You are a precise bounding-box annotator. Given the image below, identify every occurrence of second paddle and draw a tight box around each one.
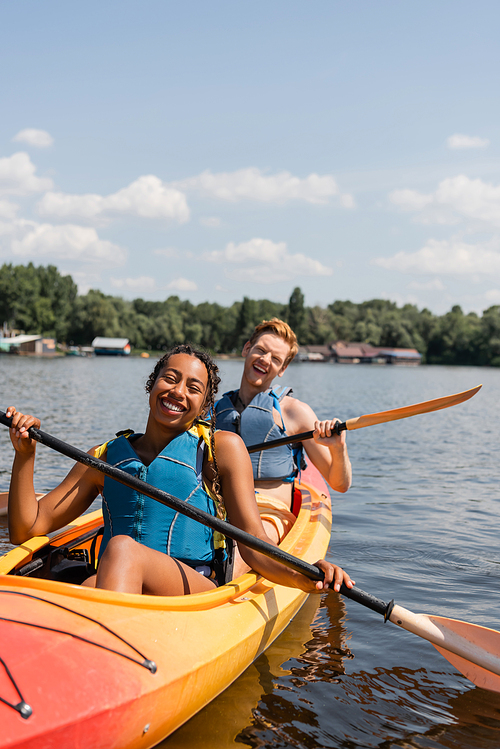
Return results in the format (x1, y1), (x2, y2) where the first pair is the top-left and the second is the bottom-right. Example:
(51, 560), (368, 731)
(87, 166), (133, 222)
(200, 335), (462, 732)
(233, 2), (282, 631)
(247, 384), (481, 453)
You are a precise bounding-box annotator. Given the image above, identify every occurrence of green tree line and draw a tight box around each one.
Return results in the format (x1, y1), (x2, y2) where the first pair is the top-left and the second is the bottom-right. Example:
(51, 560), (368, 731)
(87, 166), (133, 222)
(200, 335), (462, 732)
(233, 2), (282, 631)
(1, 263), (500, 366)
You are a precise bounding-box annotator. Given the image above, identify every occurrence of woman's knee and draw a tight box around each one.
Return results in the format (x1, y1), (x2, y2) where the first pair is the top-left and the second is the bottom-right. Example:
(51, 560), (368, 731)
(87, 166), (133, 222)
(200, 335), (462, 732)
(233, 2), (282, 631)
(101, 535), (139, 564)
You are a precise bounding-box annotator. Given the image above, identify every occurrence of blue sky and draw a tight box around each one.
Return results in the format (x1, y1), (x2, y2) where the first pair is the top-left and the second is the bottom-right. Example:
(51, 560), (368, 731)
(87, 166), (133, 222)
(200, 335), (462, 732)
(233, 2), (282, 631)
(1, 1), (499, 314)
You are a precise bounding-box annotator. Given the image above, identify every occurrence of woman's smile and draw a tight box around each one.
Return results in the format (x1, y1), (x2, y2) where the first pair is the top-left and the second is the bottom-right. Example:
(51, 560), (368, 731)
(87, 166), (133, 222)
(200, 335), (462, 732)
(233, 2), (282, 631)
(150, 353), (209, 426)
(160, 397), (186, 414)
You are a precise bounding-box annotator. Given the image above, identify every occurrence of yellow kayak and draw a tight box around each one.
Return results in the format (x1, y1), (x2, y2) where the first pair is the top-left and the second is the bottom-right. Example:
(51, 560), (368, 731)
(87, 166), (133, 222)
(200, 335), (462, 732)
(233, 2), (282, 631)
(0, 463), (331, 749)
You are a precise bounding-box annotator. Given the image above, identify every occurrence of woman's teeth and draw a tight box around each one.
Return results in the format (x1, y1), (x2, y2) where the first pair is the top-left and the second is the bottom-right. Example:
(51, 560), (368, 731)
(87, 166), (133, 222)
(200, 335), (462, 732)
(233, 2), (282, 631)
(162, 399), (184, 412)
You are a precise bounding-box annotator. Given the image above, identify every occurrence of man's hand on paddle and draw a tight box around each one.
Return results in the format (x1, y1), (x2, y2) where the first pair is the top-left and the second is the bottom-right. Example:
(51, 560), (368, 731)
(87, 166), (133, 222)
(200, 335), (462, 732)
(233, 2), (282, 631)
(312, 419), (345, 447)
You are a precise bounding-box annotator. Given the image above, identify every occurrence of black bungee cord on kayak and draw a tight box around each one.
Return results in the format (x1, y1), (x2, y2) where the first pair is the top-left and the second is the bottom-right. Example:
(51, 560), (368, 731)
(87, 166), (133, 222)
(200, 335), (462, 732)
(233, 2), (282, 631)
(0, 655), (32, 719)
(0, 590), (157, 673)
(0, 590), (157, 719)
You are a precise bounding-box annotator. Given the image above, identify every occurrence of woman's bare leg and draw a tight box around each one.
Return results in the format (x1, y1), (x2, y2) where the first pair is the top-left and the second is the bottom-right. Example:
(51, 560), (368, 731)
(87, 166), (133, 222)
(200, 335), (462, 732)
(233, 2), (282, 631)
(96, 535), (216, 595)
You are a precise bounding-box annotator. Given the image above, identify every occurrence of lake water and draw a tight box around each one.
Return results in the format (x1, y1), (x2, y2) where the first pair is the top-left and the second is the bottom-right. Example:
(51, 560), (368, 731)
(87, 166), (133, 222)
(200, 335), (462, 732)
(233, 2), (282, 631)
(1, 355), (499, 748)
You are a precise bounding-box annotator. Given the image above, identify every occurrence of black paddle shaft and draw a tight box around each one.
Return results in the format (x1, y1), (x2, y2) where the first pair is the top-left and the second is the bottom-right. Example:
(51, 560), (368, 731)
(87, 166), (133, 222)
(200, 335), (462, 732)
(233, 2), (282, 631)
(0, 410), (392, 619)
(247, 420), (347, 454)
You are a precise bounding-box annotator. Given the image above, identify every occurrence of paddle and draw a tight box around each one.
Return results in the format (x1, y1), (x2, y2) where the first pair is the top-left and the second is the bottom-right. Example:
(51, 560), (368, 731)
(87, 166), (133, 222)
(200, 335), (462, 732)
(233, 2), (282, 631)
(1, 409), (500, 694)
(247, 385), (482, 453)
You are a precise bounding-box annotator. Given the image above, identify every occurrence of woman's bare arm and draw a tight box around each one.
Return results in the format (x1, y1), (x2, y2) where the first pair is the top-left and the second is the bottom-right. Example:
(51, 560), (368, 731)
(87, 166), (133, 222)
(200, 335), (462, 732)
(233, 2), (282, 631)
(212, 430), (354, 593)
(7, 407), (104, 544)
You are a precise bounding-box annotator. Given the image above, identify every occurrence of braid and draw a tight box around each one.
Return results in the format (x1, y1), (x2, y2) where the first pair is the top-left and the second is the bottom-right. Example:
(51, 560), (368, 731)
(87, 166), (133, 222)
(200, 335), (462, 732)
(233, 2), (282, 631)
(145, 344), (225, 518)
(204, 365), (224, 519)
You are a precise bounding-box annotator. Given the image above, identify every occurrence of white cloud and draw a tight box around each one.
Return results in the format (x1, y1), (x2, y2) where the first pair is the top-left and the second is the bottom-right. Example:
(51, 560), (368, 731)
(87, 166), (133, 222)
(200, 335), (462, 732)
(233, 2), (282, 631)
(0, 217), (32, 240)
(389, 188), (433, 212)
(447, 134), (490, 150)
(200, 216), (222, 227)
(111, 276), (158, 293)
(339, 193), (355, 208)
(167, 277), (198, 291)
(374, 237), (500, 277)
(408, 278), (446, 291)
(0, 200), (19, 219)
(12, 128), (54, 148)
(0, 218), (126, 266)
(204, 237), (333, 284)
(37, 175), (190, 223)
(434, 176), (500, 225)
(110, 274), (198, 293)
(0, 152), (53, 196)
(390, 175), (500, 228)
(175, 167), (354, 206)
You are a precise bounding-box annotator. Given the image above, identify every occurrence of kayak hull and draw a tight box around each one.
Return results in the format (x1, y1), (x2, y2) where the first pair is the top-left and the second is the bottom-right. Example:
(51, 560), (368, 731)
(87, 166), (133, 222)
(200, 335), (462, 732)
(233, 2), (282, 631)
(0, 463), (332, 749)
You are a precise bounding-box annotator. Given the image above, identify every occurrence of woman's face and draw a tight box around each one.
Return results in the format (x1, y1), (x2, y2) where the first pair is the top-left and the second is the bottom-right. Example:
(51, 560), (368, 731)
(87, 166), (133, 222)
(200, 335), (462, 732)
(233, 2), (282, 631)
(149, 353), (209, 430)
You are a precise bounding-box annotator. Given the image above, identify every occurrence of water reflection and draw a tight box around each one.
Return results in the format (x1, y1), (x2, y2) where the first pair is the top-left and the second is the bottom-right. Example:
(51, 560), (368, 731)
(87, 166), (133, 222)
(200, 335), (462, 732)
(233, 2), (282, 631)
(162, 593), (350, 749)
(241, 656), (500, 749)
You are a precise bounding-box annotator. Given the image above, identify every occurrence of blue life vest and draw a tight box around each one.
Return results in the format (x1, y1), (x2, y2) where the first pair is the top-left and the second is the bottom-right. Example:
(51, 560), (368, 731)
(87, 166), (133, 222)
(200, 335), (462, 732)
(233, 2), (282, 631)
(99, 425), (220, 567)
(214, 386), (303, 482)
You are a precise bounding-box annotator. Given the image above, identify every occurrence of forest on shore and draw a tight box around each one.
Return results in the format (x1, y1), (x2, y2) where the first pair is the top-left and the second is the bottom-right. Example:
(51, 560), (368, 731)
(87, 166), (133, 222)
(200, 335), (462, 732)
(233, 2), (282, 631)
(1, 263), (500, 366)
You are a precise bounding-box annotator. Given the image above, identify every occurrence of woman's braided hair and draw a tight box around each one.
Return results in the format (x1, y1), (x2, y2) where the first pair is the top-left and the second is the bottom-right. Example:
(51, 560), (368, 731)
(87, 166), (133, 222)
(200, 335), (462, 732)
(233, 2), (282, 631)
(145, 344), (224, 517)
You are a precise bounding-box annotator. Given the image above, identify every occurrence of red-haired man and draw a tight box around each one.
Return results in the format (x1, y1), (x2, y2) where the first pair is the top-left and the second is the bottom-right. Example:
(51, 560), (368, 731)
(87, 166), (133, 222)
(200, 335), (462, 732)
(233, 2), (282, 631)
(215, 319), (351, 566)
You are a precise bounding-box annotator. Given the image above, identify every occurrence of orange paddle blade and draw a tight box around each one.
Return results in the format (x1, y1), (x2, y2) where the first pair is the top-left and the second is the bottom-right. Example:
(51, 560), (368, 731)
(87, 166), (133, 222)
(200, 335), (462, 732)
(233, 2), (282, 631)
(433, 645), (500, 693)
(390, 605), (500, 693)
(431, 614), (500, 692)
(345, 385), (481, 431)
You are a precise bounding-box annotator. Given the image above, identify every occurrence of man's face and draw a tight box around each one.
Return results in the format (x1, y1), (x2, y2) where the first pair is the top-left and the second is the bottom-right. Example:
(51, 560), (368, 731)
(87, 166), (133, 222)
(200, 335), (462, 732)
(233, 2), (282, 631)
(241, 333), (291, 390)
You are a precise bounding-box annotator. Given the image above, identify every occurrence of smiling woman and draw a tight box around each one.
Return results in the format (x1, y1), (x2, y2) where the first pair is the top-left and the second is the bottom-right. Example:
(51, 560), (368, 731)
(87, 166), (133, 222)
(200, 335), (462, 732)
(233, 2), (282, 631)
(6, 344), (352, 598)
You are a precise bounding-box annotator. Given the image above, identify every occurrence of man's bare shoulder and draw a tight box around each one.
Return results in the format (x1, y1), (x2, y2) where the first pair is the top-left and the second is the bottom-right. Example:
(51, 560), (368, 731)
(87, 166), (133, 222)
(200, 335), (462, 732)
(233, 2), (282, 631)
(281, 395), (317, 432)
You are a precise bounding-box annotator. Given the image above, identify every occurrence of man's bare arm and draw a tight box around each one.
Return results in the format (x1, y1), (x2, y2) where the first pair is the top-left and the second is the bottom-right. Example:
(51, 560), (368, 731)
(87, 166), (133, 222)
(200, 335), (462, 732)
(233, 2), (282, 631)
(281, 397), (352, 493)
